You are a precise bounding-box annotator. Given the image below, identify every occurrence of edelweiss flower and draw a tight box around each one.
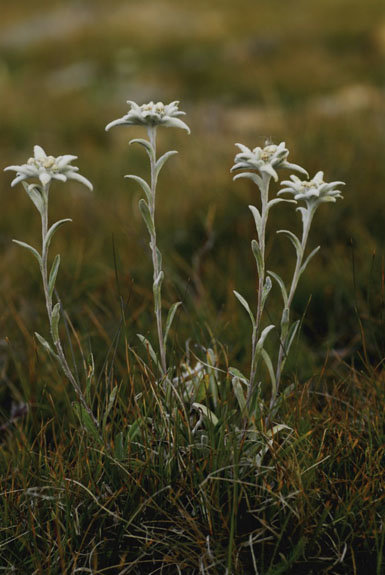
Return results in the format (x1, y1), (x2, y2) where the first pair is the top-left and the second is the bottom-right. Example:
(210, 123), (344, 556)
(231, 141), (307, 182)
(4, 145), (93, 190)
(279, 171), (344, 207)
(105, 100), (190, 133)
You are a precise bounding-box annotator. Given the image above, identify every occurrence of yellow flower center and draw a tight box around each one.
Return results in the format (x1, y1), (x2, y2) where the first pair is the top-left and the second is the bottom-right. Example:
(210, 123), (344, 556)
(28, 155), (58, 171)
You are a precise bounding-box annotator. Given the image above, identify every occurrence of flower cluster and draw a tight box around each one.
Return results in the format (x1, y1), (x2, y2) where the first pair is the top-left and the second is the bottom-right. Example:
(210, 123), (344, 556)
(105, 100), (190, 133)
(231, 141), (307, 182)
(4, 145), (93, 190)
(279, 171), (344, 207)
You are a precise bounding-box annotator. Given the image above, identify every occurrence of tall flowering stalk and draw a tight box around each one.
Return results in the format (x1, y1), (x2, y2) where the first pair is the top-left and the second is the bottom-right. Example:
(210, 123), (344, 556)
(270, 171), (344, 410)
(231, 142), (306, 412)
(106, 101), (190, 376)
(4, 146), (98, 428)
(231, 144), (344, 420)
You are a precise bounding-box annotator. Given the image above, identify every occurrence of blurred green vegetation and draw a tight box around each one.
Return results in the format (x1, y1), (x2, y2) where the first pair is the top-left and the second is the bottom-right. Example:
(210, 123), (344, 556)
(1, 0), (385, 402)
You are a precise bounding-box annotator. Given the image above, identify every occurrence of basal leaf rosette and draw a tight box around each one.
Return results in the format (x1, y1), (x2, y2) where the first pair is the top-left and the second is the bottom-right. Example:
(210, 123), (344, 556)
(4, 145), (93, 190)
(105, 100), (190, 134)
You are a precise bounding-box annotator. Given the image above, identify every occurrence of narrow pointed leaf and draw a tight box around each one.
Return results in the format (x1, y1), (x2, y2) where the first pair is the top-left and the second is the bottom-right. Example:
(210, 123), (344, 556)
(268, 270), (288, 307)
(164, 301), (182, 346)
(282, 320), (300, 363)
(233, 171), (263, 189)
(277, 229), (302, 259)
(34, 332), (58, 359)
(48, 254), (60, 300)
(22, 182), (44, 214)
(232, 377), (247, 413)
(261, 349), (277, 399)
(192, 403), (219, 426)
(103, 385), (118, 428)
(267, 198), (296, 209)
(12, 240), (42, 267)
(281, 306), (290, 329)
(233, 290), (255, 328)
(51, 302), (61, 343)
(156, 247), (162, 271)
(72, 402), (101, 443)
(125, 175), (152, 204)
(255, 324), (275, 355)
(261, 276), (272, 309)
(137, 334), (161, 371)
(296, 206), (308, 227)
(153, 271), (164, 310)
(300, 246), (321, 276)
(249, 205), (262, 238)
(155, 150), (178, 178)
(138, 199), (155, 237)
(229, 366), (249, 385)
(129, 138), (155, 160)
(127, 420), (141, 441)
(251, 239), (264, 278)
(44, 219), (72, 252)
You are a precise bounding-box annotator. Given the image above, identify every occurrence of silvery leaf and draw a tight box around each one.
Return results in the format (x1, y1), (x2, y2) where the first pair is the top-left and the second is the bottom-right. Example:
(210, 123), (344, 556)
(233, 172), (263, 190)
(232, 377), (247, 413)
(251, 239), (264, 278)
(12, 240), (42, 267)
(228, 366), (249, 385)
(103, 385), (118, 428)
(125, 175), (152, 204)
(155, 150), (178, 178)
(233, 290), (255, 328)
(129, 138), (155, 160)
(51, 302), (61, 343)
(48, 254), (60, 300)
(268, 270), (288, 307)
(284, 320), (300, 359)
(300, 246), (320, 276)
(164, 301), (182, 346)
(72, 402), (101, 442)
(267, 198), (296, 210)
(137, 333), (161, 372)
(22, 182), (44, 214)
(277, 229), (302, 259)
(153, 271), (164, 308)
(138, 199), (155, 237)
(34, 332), (58, 359)
(255, 324), (275, 355)
(156, 247), (162, 271)
(44, 219), (72, 252)
(192, 403), (219, 426)
(249, 205), (262, 239)
(261, 349), (276, 399)
(261, 276), (272, 309)
(281, 307), (290, 329)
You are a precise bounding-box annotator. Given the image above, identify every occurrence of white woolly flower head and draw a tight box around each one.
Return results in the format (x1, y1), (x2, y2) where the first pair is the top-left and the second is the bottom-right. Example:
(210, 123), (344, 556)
(231, 141), (308, 182)
(105, 100), (190, 133)
(4, 145), (93, 190)
(279, 171), (344, 208)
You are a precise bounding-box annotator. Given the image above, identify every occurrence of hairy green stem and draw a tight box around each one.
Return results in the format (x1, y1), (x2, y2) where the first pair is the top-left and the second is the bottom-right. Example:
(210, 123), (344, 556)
(247, 173), (270, 408)
(40, 185), (99, 428)
(271, 207), (315, 410)
(148, 127), (167, 375)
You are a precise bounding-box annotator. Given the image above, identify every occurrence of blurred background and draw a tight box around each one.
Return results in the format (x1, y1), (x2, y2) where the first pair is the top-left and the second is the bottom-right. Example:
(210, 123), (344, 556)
(1, 0), (385, 395)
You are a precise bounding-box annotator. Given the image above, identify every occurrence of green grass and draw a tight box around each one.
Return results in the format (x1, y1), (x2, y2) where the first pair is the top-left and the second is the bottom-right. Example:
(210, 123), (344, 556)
(1, 0), (385, 573)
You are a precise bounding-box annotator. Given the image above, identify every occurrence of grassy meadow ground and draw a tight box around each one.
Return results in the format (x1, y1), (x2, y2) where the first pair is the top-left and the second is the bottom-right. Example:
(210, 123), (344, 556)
(1, 0), (385, 573)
